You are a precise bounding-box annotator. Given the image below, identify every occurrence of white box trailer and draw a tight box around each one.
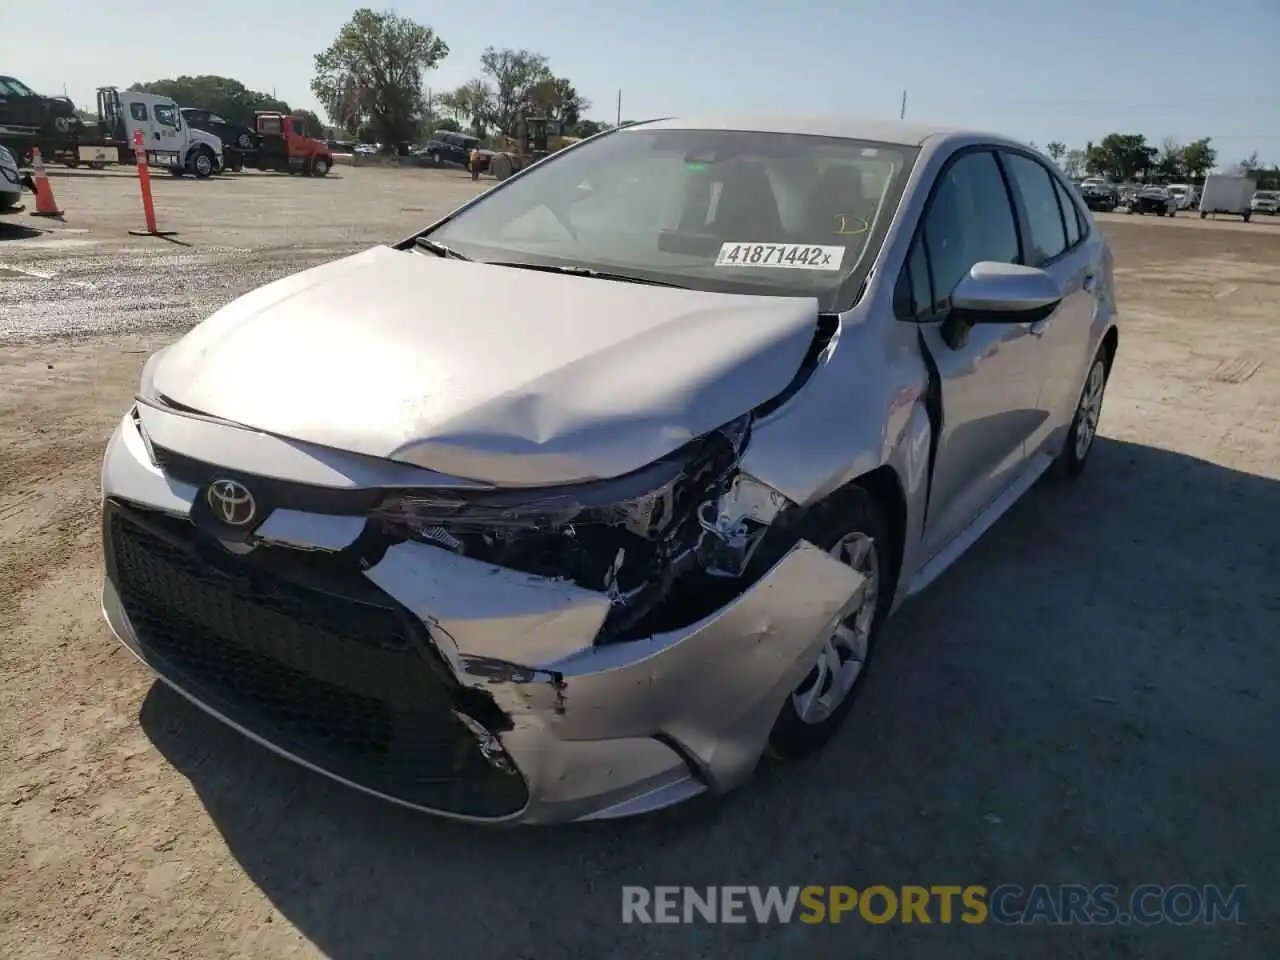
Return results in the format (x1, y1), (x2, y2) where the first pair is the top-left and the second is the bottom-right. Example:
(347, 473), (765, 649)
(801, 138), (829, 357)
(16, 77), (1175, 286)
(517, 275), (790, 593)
(1198, 175), (1255, 222)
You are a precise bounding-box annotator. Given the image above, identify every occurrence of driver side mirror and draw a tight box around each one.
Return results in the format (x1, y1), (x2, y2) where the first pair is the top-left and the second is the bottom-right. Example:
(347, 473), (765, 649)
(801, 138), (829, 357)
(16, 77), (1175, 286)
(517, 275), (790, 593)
(949, 261), (1063, 324)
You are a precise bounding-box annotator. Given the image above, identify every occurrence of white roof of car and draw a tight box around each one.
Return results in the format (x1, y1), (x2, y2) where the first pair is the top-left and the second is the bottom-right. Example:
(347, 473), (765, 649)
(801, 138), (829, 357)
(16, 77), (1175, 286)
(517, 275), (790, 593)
(629, 114), (975, 147)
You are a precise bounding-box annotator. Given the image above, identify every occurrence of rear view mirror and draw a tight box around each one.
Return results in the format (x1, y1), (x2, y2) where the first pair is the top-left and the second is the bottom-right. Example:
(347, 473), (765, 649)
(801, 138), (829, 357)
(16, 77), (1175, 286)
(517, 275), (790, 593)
(950, 261), (1063, 323)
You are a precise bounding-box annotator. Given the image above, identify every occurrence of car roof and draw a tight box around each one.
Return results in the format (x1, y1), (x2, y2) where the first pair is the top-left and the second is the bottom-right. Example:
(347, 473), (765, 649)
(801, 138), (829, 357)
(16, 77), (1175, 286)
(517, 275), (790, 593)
(625, 114), (983, 147)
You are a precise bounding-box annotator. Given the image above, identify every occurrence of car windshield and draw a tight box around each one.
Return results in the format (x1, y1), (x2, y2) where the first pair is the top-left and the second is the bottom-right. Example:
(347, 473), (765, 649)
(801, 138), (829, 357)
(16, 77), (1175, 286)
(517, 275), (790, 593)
(0, 77), (35, 97)
(428, 127), (917, 311)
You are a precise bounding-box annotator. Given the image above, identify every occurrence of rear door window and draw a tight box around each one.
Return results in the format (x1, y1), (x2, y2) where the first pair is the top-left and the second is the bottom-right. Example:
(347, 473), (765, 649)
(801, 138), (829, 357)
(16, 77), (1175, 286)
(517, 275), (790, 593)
(1053, 177), (1082, 247)
(1003, 153), (1068, 265)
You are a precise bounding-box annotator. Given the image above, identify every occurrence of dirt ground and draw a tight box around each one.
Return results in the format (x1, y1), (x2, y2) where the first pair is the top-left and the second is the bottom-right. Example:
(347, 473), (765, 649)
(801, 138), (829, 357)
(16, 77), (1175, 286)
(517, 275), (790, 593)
(1, 168), (1278, 959)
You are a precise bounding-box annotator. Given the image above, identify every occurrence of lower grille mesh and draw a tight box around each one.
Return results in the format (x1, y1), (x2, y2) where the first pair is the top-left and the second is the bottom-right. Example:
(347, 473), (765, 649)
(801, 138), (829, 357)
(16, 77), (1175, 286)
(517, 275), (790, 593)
(106, 504), (528, 818)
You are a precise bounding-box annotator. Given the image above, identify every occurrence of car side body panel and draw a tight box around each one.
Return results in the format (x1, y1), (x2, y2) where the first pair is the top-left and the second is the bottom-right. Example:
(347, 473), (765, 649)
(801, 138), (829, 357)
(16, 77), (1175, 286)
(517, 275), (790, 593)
(743, 132), (1118, 613)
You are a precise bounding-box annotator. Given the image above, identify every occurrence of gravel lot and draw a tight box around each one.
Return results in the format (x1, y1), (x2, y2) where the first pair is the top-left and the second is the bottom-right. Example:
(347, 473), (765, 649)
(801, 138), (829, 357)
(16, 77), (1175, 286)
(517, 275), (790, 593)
(1, 166), (1278, 959)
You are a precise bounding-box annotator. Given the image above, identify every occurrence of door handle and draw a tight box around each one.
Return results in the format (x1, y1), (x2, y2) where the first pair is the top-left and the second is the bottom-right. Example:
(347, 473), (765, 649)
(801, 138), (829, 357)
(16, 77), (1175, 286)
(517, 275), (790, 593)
(1082, 273), (1097, 294)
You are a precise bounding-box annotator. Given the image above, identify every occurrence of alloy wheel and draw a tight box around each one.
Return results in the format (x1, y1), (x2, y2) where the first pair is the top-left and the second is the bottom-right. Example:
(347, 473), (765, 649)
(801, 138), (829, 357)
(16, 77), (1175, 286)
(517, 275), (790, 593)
(790, 532), (880, 726)
(1075, 360), (1106, 461)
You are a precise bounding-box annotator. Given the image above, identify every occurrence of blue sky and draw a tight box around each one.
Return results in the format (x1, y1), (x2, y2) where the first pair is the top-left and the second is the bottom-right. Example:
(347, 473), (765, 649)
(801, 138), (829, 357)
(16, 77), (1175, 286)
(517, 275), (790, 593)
(8, 0), (1279, 165)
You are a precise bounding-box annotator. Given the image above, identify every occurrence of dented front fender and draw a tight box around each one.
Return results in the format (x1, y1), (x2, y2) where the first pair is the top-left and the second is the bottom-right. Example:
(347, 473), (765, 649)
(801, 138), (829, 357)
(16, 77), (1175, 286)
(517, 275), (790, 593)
(365, 538), (865, 823)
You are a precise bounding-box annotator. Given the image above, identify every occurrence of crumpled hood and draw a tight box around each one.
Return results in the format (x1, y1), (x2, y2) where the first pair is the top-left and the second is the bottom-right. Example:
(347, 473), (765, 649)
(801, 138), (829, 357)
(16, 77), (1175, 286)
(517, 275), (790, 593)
(151, 245), (819, 486)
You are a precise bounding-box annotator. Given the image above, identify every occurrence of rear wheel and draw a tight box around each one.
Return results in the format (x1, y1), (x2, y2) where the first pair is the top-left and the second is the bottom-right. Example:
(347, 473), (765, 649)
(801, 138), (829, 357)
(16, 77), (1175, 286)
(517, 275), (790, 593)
(768, 486), (892, 759)
(1055, 348), (1110, 479)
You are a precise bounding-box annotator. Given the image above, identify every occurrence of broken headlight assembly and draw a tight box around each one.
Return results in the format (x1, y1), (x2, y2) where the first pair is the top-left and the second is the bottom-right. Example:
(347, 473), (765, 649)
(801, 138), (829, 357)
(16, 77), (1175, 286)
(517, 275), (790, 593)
(370, 413), (796, 642)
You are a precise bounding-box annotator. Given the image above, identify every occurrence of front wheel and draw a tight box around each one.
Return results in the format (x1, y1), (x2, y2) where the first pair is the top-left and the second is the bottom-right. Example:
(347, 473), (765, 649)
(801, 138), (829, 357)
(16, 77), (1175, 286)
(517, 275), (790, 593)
(768, 486), (891, 759)
(310, 156), (330, 177)
(1055, 348), (1110, 479)
(190, 147), (215, 179)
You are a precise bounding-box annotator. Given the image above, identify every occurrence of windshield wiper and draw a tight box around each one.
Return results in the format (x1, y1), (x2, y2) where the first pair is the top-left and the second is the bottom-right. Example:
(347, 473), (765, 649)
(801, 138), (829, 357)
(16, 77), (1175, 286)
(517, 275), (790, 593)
(482, 261), (689, 288)
(413, 237), (472, 260)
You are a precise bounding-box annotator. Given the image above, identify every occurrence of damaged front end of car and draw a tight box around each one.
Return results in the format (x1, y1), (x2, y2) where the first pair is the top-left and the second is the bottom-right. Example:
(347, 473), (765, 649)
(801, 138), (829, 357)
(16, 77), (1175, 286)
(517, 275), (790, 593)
(102, 307), (866, 824)
(369, 413), (801, 648)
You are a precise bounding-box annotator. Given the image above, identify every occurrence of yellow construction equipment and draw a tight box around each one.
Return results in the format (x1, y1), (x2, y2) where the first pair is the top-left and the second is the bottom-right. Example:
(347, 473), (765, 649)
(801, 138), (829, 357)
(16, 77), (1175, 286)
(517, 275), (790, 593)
(489, 115), (581, 181)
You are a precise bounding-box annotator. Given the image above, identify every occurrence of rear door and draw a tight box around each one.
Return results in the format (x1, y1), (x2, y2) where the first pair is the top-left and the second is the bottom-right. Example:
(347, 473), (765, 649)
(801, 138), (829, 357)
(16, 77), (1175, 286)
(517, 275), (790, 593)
(898, 147), (1049, 559)
(1000, 150), (1100, 453)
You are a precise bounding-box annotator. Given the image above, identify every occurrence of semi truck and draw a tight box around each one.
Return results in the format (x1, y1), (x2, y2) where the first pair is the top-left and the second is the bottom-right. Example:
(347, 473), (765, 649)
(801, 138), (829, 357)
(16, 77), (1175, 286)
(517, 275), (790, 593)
(1, 87), (223, 179)
(1198, 175), (1254, 222)
(248, 112), (332, 176)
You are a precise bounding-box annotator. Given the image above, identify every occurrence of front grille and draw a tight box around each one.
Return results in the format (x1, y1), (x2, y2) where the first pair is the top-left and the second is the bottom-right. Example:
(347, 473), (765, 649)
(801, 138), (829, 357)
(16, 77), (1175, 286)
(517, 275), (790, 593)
(105, 502), (528, 818)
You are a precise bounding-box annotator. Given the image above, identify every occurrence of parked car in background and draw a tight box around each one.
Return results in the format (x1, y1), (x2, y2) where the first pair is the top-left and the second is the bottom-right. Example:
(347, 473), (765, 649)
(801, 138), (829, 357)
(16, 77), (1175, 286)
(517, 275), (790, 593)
(1250, 190), (1278, 216)
(1166, 183), (1195, 209)
(100, 116), (1119, 825)
(0, 74), (79, 139)
(1, 143), (28, 213)
(422, 131), (492, 171)
(180, 109), (256, 152)
(1128, 185), (1177, 216)
(1080, 182), (1118, 212)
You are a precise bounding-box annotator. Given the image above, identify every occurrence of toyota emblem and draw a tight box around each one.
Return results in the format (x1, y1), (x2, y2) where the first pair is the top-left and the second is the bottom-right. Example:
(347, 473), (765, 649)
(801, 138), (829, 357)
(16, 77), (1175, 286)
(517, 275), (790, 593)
(206, 479), (257, 527)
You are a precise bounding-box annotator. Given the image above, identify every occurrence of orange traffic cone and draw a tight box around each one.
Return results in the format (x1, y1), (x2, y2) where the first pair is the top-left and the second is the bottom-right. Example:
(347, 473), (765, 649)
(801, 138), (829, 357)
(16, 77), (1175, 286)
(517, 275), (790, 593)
(29, 147), (64, 217)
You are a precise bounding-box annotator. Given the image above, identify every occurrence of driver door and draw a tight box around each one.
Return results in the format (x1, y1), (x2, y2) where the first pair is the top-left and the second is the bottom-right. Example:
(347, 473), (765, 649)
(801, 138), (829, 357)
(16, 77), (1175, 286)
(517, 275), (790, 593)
(902, 148), (1049, 559)
(151, 103), (184, 160)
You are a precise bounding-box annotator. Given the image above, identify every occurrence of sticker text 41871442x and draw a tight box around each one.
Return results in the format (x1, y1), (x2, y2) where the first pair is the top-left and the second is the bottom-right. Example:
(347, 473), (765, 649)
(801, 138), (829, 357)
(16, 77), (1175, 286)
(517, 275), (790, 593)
(715, 243), (846, 271)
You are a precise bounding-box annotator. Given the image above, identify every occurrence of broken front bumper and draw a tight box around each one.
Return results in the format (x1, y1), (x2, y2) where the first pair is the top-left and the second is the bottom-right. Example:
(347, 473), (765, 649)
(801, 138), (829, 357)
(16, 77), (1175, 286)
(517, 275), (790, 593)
(99, 409), (864, 824)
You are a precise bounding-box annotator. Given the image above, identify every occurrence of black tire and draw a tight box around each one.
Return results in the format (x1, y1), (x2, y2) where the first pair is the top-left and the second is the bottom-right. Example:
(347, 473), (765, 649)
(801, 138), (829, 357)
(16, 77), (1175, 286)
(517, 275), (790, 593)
(310, 156), (330, 177)
(1242, 212), (1251, 223)
(1055, 346), (1110, 480)
(236, 133), (253, 150)
(767, 485), (893, 759)
(1200, 211), (1207, 219)
(190, 147), (215, 179)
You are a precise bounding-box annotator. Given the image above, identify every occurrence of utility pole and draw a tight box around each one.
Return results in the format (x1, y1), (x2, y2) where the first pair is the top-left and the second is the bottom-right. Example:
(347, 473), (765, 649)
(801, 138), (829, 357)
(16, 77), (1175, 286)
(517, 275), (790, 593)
(899, 90), (907, 121)
(616, 89), (622, 127)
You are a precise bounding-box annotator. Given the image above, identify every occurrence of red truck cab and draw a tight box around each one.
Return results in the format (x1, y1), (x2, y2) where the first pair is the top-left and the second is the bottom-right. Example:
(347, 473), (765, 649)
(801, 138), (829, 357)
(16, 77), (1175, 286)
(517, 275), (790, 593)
(254, 112), (333, 177)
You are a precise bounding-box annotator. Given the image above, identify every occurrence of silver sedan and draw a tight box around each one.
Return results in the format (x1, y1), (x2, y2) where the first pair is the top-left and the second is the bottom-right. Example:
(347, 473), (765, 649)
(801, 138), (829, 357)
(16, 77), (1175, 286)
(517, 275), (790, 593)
(100, 115), (1118, 824)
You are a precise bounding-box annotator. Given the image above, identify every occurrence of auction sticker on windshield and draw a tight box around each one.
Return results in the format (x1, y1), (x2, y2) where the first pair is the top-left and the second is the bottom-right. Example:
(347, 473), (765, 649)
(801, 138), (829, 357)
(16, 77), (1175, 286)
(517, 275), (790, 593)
(715, 243), (845, 271)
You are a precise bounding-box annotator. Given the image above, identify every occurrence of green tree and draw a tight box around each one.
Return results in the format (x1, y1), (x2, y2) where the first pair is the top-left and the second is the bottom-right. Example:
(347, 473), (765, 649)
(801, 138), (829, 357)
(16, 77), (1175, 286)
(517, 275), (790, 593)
(1063, 148), (1086, 180)
(447, 79), (496, 136)
(1232, 151), (1260, 177)
(478, 47), (553, 134)
(573, 118), (613, 138)
(1180, 138), (1216, 181)
(1045, 141), (1067, 164)
(1154, 137), (1184, 180)
(529, 76), (591, 128)
(311, 9), (449, 148)
(1084, 133), (1156, 181)
(129, 75), (291, 124)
